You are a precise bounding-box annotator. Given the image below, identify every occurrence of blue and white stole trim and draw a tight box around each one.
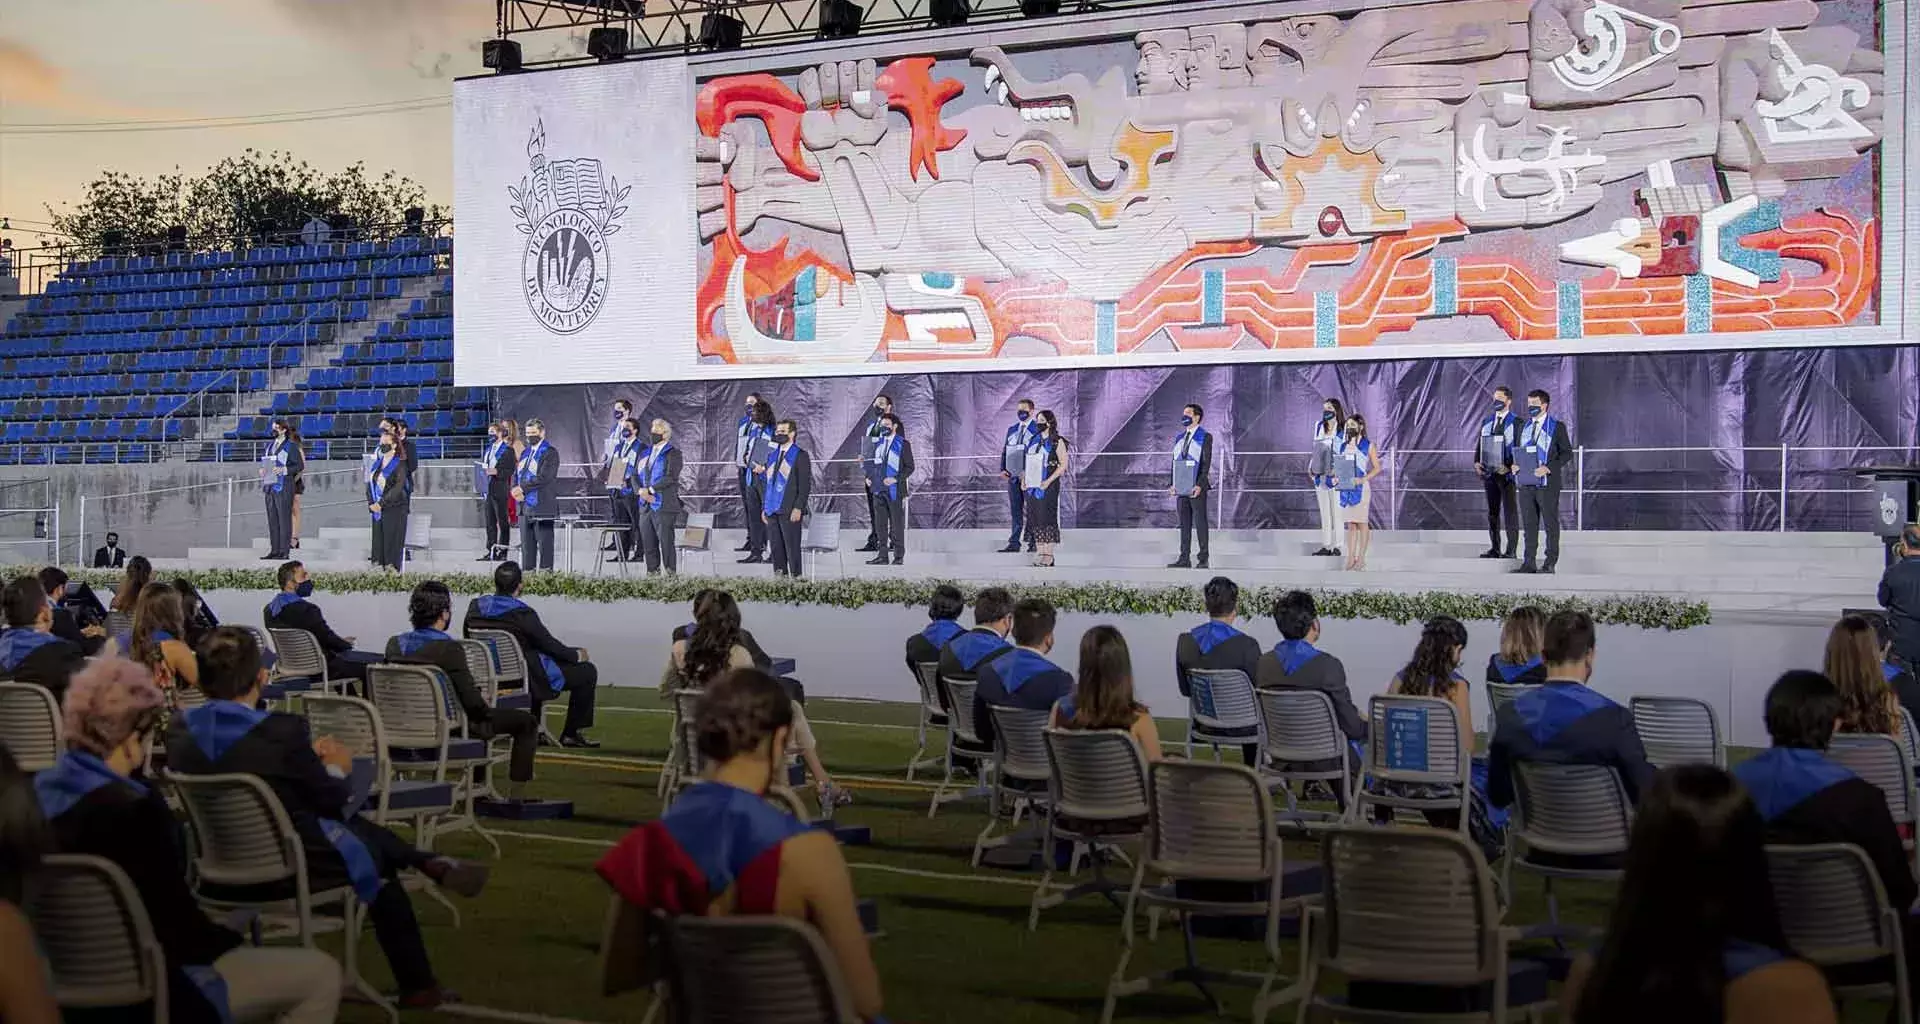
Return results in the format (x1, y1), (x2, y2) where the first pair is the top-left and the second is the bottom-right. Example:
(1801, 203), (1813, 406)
(1337, 437), (1370, 508)
(1173, 426), (1207, 480)
(1275, 639), (1321, 675)
(1313, 421), (1338, 488)
(642, 443), (674, 510)
(1026, 437), (1052, 500)
(871, 434), (903, 501)
(763, 444), (799, 516)
(1481, 412), (1516, 445)
(606, 436), (635, 494)
(1521, 414), (1559, 456)
(517, 440), (550, 509)
(484, 437), (507, 469)
(0, 627), (61, 673)
(471, 595), (564, 695)
(263, 438), (288, 494)
(1006, 421), (1038, 450)
(367, 451), (398, 521)
(922, 619), (965, 649)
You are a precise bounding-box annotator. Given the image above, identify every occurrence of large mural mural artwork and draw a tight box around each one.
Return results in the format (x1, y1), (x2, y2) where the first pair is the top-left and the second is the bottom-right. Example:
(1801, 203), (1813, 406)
(693, 0), (1884, 368)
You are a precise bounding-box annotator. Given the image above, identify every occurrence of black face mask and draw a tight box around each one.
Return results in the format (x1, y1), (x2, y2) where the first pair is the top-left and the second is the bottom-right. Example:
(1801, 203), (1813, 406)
(1493, 398), (1508, 409)
(650, 431), (666, 444)
(1527, 405), (1544, 418)
(1322, 410), (1335, 421)
(621, 429), (634, 439)
(379, 442), (393, 454)
(775, 433), (791, 444)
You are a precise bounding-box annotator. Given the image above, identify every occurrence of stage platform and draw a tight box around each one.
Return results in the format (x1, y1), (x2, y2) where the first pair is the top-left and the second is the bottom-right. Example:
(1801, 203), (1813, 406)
(168, 525), (1887, 621)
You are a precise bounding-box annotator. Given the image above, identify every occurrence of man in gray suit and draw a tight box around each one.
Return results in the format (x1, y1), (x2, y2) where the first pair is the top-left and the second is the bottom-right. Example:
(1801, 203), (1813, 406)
(1255, 590), (1366, 794)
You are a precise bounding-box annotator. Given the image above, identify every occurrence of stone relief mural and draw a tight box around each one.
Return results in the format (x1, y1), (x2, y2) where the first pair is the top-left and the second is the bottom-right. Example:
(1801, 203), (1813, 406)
(692, 0), (1884, 367)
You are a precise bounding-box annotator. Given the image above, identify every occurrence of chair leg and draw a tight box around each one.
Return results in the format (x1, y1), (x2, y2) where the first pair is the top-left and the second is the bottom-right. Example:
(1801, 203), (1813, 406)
(907, 710), (928, 782)
(1028, 814), (1057, 931)
(340, 899), (399, 1023)
(928, 735), (955, 819)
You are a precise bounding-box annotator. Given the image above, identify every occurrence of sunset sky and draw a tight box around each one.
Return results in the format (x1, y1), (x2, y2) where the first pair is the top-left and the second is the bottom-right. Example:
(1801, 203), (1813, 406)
(0, 0), (593, 249)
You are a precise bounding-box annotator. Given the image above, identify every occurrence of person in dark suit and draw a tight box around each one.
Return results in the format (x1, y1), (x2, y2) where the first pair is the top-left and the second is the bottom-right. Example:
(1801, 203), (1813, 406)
(0, 576), (86, 700)
(936, 586), (1016, 688)
(1255, 590), (1366, 779)
(998, 398), (1042, 554)
(261, 417), (302, 561)
(91, 531), (126, 568)
(865, 411), (914, 566)
(1880, 524), (1920, 671)
(394, 417), (419, 487)
(905, 584), (967, 674)
(512, 419), (562, 571)
(366, 424), (411, 573)
(480, 421), (518, 561)
(36, 567), (105, 656)
(1174, 576), (1263, 764)
(857, 393), (894, 554)
(601, 415), (641, 564)
(1169, 403), (1214, 569)
(737, 396), (777, 564)
(1474, 385), (1521, 559)
(1513, 388), (1575, 574)
(635, 417), (685, 574)
(973, 598), (1075, 749)
(173, 578), (220, 650)
(263, 561), (380, 686)
(464, 561), (600, 748)
(165, 627), (488, 1010)
(387, 581), (539, 792)
(761, 419), (812, 578)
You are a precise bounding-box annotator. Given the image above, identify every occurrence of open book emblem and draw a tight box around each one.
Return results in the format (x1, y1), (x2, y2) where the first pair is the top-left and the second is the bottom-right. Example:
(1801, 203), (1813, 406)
(509, 120), (630, 335)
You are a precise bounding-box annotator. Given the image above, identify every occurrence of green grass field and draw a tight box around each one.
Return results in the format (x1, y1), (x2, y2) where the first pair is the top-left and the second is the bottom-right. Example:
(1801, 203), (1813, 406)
(324, 689), (1883, 1023)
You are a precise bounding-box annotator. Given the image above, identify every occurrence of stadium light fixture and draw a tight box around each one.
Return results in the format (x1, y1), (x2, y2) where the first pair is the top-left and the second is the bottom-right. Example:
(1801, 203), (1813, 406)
(930, 0), (970, 26)
(698, 11), (745, 50)
(482, 38), (524, 73)
(820, 0), (863, 38)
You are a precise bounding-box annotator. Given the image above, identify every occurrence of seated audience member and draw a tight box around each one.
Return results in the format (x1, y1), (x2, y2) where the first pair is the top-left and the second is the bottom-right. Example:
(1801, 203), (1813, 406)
(173, 578), (220, 649)
(938, 586), (1017, 686)
(1255, 590), (1366, 754)
(37, 659), (340, 1024)
(93, 531), (128, 569)
(1053, 625), (1162, 761)
(36, 567), (105, 656)
(905, 584), (968, 672)
(1382, 616), (1502, 859)
(387, 581), (540, 797)
(110, 553), (153, 615)
(1862, 610), (1920, 727)
(670, 588), (773, 669)
(1487, 604), (1548, 685)
(1564, 765), (1836, 1024)
(264, 561), (380, 686)
(0, 748), (60, 1024)
(974, 598), (1075, 748)
(1488, 610), (1653, 811)
(1174, 576), (1263, 764)
(130, 582), (200, 694)
(1825, 613), (1901, 737)
(595, 669), (882, 1020)
(0, 576), (86, 700)
(166, 627), (487, 1010)
(667, 591), (843, 803)
(465, 561), (600, 748)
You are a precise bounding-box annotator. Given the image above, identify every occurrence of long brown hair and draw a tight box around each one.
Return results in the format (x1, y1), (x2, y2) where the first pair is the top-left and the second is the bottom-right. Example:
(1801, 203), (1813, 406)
(1397, 616), (1468, 698)
(1070, 625), (1144, 731)
(112, 555), (153, 612)
(685, 591), (744, 687)
(1498, 606), (1546, 665)
(1826, 614), (1894, 735)
(129, 582), (185, 670)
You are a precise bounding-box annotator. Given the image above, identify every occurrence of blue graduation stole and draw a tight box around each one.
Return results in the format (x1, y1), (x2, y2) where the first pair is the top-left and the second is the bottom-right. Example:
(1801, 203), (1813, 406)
(0, 627), (61, 673)
(517, 440), (551, 509)
(1174, 426), (1207, 474)
(996, 648), (1060, 695)
(869, 434), (903, 501)
(1494, 656), (1543, 683)
(266, 592), (304, 618)
(366, 451), (399, 521)
(606, 436), (635, 494)
(1732, 746), (1857, 822)
(1481, 412), (1516, 453)
(661, 781), (812, 897)
(1337, 437), (1370, 508)
(1885, 662), (1902, 683)
(471, 594), (563, 695)
(1275, 638), (1321, 675)
(738, 419), (771, 480)
(642, 443), (674, 510)
(762, 444), (800, 517)
(262, 438), (287, 494)
(394, 627), (451, 657)
(1190, 620), (1240, 655)
(922, 619), (965, 649)
(484, 438), (507, 468)
(34, 750), (144, 820)
(1006, 421), (1038, 448)
(1511, 680), (1616, 745)
(1026, 437), (1053, 500)
(1521, 414), (1559, 466)
(950, 629), (1011, 671)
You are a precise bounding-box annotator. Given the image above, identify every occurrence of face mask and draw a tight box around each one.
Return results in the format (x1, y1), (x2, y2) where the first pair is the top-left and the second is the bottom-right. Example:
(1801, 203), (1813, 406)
(615, 410), (627, 421)
(1181, 416), (1194, 428)
(379, 442), (393, 454)
(1527, 405), (1543, 418)
(527, 435), (540, 444)
(1322, 410), (1334, 421)
(621, 429), (634, 439)
(873, 404), (885, 416)
(1346, 425), (1360, 436)
(295, 579), (315, 598)
(1017, 410), (1030, 422)
(650, 431), (666, 444)
(775, 432), (791, 444)
(883, 424), (896, 435)
(1493, 398), (1508, 409)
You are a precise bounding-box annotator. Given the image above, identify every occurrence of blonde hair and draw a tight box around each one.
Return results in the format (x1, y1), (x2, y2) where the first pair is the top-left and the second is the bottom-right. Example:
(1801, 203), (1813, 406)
(63, 658), (165, 757)
(651, 418), (673, 441)
(1499, 606), (1547, 665)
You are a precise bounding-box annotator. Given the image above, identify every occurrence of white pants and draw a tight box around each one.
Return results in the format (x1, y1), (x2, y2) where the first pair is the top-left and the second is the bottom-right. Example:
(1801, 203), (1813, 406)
(216, 946), (341, 1024)
(1313, 485), (1341, 549)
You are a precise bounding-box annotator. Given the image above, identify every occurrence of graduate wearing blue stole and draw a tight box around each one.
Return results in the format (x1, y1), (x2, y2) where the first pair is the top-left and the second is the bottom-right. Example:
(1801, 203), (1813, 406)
(1474, 388), (1520, 559)
(635, 426), (684, 574)
(1000, 403), (1042, 553)
(1513, 391), (1572, 574)
(514, 423), (562, 571)
(603, 420), (641, 563)
(261, 420), (300, 559)
(760, 424), (812, 577)
(1169, 405), (1213, 569)
(864, 415), (913, 565)
(737, 399), (777, 562)
(365, 435), (410, 572)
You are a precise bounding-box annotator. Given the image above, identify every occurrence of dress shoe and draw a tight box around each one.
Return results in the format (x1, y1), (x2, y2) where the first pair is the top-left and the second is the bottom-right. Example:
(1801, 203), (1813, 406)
(998, 543), (1020, 553)
(1311, 547), (1331, 557)
(891, 556), (904, 566)
(855, 542), (878, 553)
(559, 732), (601, 749)
(1479, 548), (1502, 558)
(1514, 563), (1538, 574)
(734, 542), (754, 552)
(1329, 547), (1342, 557)
(1167, 559), (1192, 569)
(1196, 558), (1209, 570)
(865, 555), (890, 566)
(737, 552), (764, 564)
(422, 858), (490, 898)
(474, 551), (495, 561)
(1541, 561), (1557, 575)
(398, 987), (461, 1010)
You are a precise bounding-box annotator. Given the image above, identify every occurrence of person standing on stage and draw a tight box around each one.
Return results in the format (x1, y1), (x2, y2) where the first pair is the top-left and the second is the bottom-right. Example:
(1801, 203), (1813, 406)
(1336, 413), (1381, 571)
(1310, 398), (1345, 558)
(1024, 410), (1070, 568)
(603, 417), (642, 563)
(858, 393), (895, 554)
(1514, 389), (1574, 575)
(479, 421), (516, 561)
(866, 412), (913, 566)
(1169, 403), (1213, 570)
(762, 420), (812, 577)
(737, 395), (777, 564)
(513, 419), (561, 572)
(261, 418), (301, 560)
(635, 418), (684, 575)
(286, 420), (307, 552)
(1475, 385), (1521, 559)
(999, 398), (1042, 554)
(599, 399), (634, 555)
(367, 424), (411, 573)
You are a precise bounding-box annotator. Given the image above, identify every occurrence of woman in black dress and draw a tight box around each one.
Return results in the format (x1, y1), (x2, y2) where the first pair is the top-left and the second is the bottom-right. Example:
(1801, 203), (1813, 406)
(1022, 409), (1070, 568)
(286, 421), (306, 550)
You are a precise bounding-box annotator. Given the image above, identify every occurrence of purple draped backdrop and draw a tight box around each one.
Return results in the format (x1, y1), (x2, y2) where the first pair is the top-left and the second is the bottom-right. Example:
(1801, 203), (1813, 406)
(498, 345), (1920, 535)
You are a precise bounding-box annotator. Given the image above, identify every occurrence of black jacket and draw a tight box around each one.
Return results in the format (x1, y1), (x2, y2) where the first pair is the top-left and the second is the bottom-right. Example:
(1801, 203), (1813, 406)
(488, 441), (517, 497)
(670, 622), (772, 669)
(518, 441), (563, 520)
(1174, 622), (1261, 698)
(49, 607), (105, 657)
(638, 445), (685, 509)
(864, 436), (916, 501)
(464, 597), (580, 692)
(264, 595), (354, 656)
(766, 445), (813, 516)
(936, 626), (1015, 686)
(1254, 646), (1366, 741)
(368, 453), (411, 515)
(1516, 416), (1574, 493)
(47, 780), (242, 1024)
(163, 708), (357, 879)
(383, 635), (496, 729)
(1881, 556), (1920, 669)
(1175, 428), (1213, 492)
(1487, 679), (1653, 809)
(92, 544), (126, 568)
(1734, 748), (1918, 914)
(0, 631), (86, 701)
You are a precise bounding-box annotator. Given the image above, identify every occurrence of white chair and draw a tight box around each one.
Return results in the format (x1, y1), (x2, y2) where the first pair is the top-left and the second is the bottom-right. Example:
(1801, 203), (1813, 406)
(1356, 694), (1471, 833)
(456, 637), (526, 798)
(1629, 694), (1723, 768)
(1029, 727), (1149, 930)
(1182, 667), (1261, 761)
(1484, 682), (1538, 724)
(927, 676), (991, 818)
(1304, 827), (1554, 1024)
(663, 915), (859, 1024)
(368, 662), (499, 858)
(402, 511), (434, 566)
(905, 661), (947, 781)
(1505, 762), (1633, 937)
(168, 771), (397, 1021)
(1768, 842), (1912, 1024)
(660, 688), (704, 804)
(1254, 688), (1354, 828)
(25, 854), (166, 1021)
(468, 626), (556, 747)
(1899, 706), (1920, 767)
(1099, 761), (1305, 1024)
(972, 705), (1052, 867)
(0, 681), (62, 771)
(1828, 733), (1918, 873)
(675, 511), (717, 576)
(265, 627), (331, 699)
(801, 511), (843, 579)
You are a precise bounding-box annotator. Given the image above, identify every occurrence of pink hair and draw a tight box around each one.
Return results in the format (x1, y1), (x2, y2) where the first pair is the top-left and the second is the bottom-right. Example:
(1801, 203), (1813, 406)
(62, 657), (165, 757)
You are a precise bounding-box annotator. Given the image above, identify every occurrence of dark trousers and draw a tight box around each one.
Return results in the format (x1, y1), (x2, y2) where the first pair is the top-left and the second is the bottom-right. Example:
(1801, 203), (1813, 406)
(874, 492), (906, 559)
(1518, 485), (1562, 565)
(863, 485), (881, 546)
(1006, 476), (1028, 548)
(327, 649), (383, 691)
(539, 661), (600, 735)
(521, 518), (555, 570)
(768, 512), (803, 576)
(333, 819), (437, 993)
(485, 707), (539, 782)
(1482, 472), (1518, 553)
(1177, 491), (1209, 561)
(371, 509), (407, 571)
(265, 487), (294, 557)
(484, 488), (512, 551)
(638, 503), (679, 573)
(742, 474), (767, 554)
(607, 490), (637, 558)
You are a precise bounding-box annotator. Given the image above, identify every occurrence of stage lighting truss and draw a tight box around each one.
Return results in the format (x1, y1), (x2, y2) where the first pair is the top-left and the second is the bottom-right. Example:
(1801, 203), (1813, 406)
(496, 0), (1168, 63)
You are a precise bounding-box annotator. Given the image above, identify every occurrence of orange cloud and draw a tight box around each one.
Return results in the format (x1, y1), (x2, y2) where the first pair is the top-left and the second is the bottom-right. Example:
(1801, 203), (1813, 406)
(0, 37), (176, 120)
